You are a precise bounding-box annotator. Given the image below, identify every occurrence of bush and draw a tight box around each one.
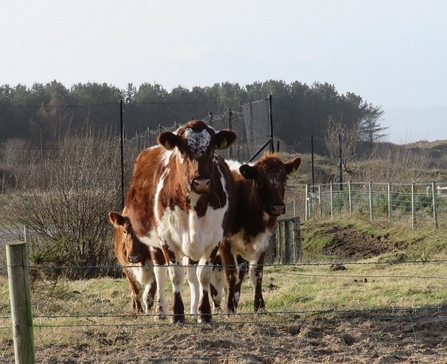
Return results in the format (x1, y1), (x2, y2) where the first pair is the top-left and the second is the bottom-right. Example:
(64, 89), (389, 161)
(1, 128), (130, 279)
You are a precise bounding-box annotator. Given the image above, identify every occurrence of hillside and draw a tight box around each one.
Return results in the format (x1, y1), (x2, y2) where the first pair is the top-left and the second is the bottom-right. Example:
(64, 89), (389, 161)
(301, 217), (447, 263)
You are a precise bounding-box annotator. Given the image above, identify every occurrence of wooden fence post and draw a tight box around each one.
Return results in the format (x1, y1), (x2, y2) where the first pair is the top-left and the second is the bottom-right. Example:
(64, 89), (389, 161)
(6, 241), (35, 364)
(284, 220), (291, 264)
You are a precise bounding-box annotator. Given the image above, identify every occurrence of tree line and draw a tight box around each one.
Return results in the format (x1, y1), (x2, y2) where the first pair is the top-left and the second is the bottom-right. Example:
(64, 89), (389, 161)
(0, 79), (384, 154)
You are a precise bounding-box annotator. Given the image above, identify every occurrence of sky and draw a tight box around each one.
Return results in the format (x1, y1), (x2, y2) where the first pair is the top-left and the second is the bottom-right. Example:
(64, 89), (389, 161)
(2, 0), (447, 144)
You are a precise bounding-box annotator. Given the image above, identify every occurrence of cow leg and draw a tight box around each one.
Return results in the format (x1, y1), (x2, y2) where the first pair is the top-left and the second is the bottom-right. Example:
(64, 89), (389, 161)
(124, 268), (143, 313)
(162, 242), (185, 323)
(187, 259), (200, 318)
(210, 265), (225, 312)
(142, 273), (157, 313)
(152, 247), (168, 320)
(220, 245), (238, 314)
(197, 257), (213, 323)
(233, 257), (248, 310)
(168, 262), (185, 323)
(153, 264), (168, 320)
(250, 251), (266, 312)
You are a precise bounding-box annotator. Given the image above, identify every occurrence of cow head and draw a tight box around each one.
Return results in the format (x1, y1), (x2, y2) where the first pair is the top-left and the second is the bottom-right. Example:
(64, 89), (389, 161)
(239, 153), (301, 216)
(157, 120), (237, 194)
(108, 211), (147, 264)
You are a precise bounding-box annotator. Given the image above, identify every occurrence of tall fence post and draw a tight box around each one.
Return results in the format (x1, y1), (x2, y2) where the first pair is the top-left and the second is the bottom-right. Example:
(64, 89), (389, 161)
(6, 241), (35, 364)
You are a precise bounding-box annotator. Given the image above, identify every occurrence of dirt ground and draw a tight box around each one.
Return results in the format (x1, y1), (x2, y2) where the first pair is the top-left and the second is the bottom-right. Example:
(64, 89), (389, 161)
(3, 308), (447, 363)
(3, 223), (447, 363)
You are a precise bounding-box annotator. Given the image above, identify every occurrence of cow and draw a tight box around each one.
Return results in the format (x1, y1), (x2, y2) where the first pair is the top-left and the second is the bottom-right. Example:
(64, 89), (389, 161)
(216, 152), (301, 314)
(210, 253), (248, 311)
(125, 120), (237, 323)
(108, 209), (158, 313)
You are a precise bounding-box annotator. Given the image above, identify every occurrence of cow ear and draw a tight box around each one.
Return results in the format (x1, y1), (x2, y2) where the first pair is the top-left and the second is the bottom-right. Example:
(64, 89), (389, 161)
(239, 164), (257, 180)
(108, 211), (126, 227)
(285, 157), (302, 175)
(215, 130), (237, 149)
(157, 131), (179, 151)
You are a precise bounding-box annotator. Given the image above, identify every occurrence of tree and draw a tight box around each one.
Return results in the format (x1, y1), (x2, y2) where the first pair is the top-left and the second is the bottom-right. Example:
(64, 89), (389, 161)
(359, 106), (387, 147)
(325, 116), (361, 178)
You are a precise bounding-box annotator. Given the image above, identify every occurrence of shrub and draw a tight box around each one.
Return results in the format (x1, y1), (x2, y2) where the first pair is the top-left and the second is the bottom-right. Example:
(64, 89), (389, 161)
(1, 128), (129, 279)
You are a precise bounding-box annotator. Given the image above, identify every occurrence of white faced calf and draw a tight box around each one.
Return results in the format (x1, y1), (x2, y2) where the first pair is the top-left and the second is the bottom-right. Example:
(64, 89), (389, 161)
(109, 210), (158, 314)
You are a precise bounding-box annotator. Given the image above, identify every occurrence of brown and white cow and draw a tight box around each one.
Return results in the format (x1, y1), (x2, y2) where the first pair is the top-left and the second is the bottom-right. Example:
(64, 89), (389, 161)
(216, 152), (301, 313)
(125, 120), (237, 323)
(108, 209), (158, 313)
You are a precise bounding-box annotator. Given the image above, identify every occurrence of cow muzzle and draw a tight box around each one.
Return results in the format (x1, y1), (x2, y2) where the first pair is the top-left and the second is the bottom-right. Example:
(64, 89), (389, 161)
(127, 255), (141, 263)
(192, 177), (211, 193)
(270, 204), (285, 216)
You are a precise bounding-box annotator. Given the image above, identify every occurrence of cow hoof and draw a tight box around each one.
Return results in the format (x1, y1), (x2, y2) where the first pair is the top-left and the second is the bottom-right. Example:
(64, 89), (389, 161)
(171, 314), (185, 324)
(154, 313), (168, 321)
(198, 314), (213, 324)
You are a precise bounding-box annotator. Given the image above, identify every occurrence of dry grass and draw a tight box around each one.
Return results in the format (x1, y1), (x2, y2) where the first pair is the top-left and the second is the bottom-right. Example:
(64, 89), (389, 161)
(3, 260), (447, 362)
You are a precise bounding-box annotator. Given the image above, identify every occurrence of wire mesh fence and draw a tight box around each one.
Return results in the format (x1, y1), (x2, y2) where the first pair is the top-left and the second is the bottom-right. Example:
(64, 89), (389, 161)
(302, 181), (447, 228)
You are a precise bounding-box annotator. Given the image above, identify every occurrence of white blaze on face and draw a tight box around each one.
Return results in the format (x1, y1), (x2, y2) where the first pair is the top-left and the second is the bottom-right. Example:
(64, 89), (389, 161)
(184, 128), (211, 158)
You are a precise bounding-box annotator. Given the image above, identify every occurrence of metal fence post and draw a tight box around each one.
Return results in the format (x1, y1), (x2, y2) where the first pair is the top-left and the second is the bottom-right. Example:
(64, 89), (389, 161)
(6, 241), (35, 364)
(388, 183), (392, 221)
(305, 184), (309, 221)
(318, 185), (322, 218)
(432, 182), (438, 229)
(411, 182), (416, 229)
(293, 217), (302, 263)
(369, 181), (373, 221)
(348, 180), (353, 214)
(330, 181), (334, 218)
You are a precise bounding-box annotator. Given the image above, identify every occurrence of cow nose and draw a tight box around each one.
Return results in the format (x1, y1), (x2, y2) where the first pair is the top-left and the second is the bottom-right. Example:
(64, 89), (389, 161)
(127, 255), (140, 263)
(192, 178), (211, 193)
(271, 204), (285, 216)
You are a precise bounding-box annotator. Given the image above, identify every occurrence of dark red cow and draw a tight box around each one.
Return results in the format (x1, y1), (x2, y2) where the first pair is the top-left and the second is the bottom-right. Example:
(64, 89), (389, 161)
(125, 120), (237, 323)
(216, 152), (301, 313)
(108, 209), (157, 313)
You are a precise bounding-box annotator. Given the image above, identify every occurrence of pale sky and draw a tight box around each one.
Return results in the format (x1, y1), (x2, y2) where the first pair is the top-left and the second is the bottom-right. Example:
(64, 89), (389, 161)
(2, 0), (446, 143)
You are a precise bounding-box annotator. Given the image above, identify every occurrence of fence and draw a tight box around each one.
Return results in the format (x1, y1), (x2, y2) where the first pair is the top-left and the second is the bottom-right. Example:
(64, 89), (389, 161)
(268, 217), (301, 264)
(3, 239), (447, 362)
(304, 181), (447, 228)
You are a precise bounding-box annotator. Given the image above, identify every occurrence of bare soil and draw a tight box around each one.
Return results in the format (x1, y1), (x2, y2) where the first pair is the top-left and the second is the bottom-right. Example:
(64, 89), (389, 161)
(318, 222), (393, 259)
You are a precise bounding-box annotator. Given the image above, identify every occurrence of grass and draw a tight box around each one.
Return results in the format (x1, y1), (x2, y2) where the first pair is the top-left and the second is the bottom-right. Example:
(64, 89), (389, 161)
(3, 215), (447, 362)
(2, 258), (447, 362)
